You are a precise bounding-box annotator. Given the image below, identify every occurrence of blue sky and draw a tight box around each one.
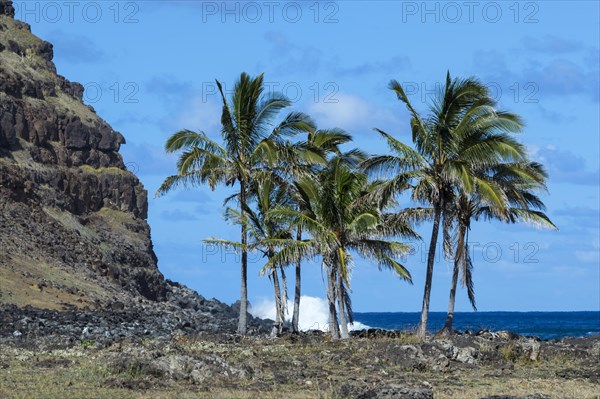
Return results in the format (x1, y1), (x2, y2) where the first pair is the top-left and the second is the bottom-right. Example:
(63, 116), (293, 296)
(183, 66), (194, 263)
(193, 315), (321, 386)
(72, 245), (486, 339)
(17, 0), (599, 312)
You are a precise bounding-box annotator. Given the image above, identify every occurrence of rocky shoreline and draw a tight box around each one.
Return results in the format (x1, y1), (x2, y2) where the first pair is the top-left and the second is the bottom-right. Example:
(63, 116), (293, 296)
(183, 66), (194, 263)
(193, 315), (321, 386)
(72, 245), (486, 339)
(1, 293), (599, 399)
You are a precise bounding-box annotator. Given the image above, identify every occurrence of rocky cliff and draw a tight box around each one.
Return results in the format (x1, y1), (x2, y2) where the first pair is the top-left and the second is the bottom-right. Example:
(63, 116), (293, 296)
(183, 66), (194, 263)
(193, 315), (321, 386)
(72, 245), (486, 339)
(0, 0), (166, 308)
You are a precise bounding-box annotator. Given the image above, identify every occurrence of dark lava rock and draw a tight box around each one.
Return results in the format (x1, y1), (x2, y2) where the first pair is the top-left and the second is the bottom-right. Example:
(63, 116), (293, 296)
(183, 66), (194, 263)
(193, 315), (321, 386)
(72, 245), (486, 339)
(338, 385), (433, 399)
(0, 280), (270, 348)
(480, 396), (551, 399)
(0, 0), (14, 18)
(351, 329), (412, 339)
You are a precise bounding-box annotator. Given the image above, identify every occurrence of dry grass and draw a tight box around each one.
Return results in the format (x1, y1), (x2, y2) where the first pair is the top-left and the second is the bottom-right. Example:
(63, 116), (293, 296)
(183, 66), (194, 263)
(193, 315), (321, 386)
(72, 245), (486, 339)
(0, 350), (324, 399)
(432, 369), (599, 399)
(0, 255), (112, 309)
(43, 206), (99, 241)
(79, 165), (127, 175)
(0, 17), (53, 80)
(0, 335), (598, 399)
(96, 207), (147, 248)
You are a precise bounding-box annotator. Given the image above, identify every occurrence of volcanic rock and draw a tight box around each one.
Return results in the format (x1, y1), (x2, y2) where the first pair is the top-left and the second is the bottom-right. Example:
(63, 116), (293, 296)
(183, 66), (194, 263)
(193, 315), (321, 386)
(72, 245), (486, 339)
(0, 0), (164, 307)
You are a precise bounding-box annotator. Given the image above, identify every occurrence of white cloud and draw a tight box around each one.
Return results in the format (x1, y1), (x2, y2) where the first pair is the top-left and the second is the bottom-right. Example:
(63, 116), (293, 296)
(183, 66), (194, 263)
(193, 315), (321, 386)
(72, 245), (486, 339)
(176, 92), (404, 142)
(529, 145), (600, 186)
(176, 96), (222, 139)
(307, 93), (401, 133)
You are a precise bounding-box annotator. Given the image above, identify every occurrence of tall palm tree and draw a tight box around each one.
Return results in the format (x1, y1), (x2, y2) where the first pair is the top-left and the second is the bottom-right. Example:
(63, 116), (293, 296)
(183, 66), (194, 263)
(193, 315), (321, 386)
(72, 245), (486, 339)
(285, 128), (352, 333)
(440, 161), (557, 335)
(206, 176), (294, 335)
(364, 72), (527, 339)
(206, 128), (349, 335)
(156, 72), (314, 334)
(267, 154), (417, 339)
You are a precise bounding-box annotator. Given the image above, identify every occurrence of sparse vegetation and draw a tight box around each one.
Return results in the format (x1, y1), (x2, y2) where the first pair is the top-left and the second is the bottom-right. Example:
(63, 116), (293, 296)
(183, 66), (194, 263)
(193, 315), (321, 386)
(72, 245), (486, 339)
(79, 165), (127, 175)
(43, 206), (97, 240)
(0, 255), (112, 309)
(96, 207), (146, 248)
(0, 335), (598, 399)
(79, 339), (96, 348)
(500, 343), (519, 362)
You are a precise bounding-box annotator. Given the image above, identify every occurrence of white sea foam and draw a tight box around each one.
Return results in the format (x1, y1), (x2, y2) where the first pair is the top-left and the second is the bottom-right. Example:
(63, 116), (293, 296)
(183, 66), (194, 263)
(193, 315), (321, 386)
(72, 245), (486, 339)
(349, 321), (371, 331)
(249, 296), (371, 332)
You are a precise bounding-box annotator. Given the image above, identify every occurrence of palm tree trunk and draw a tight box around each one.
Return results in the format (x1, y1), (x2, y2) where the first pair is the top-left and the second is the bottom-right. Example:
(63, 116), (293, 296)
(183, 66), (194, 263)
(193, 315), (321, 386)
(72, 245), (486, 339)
(441, 223), (466, 336)
(336, 271), (349, 339)
(292, 226), (302, 333)
(271, 266), (283, 336)
(326, 263), (340, 339)
(237, 179), (248, 335)
(417, 203), (442, 340)
(280, 264), (288, 330)
(441, 257), (459, 335)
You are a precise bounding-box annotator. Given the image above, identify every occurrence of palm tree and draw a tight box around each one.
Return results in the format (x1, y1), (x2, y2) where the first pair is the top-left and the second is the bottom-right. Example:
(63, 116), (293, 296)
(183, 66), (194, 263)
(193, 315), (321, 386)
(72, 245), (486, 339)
(364, 72), (527, 339)
(204, 128), (349, 335)
(267, 153), (417, 339)
(285, 128), (352, 333)
(156, 72), (314, 334)
(439, 161), (557, 335)
(206, 176), (294, 335)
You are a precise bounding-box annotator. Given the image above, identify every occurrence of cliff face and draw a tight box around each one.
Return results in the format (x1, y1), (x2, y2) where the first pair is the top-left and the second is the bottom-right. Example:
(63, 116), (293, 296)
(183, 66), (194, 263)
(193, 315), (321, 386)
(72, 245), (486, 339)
(0, 0), (166, 308)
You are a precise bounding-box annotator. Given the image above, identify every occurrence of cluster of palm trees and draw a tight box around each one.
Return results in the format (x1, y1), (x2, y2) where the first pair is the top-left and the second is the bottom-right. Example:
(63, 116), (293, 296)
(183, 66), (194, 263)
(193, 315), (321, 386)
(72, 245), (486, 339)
(156, 72), (556, 340)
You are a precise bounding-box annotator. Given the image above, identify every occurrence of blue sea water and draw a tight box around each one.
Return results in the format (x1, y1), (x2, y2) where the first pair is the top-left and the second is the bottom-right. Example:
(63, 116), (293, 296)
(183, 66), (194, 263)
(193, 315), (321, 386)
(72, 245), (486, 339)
(352, 311), (600, 340)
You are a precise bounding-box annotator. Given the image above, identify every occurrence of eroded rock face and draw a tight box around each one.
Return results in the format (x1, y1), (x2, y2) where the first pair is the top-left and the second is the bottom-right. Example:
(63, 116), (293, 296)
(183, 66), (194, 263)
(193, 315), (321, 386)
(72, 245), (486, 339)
(0, 3), (166, 305)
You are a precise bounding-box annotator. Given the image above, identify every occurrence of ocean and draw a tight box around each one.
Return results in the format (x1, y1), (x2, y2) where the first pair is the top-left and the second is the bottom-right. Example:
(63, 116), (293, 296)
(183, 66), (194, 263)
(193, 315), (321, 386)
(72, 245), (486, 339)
(352, 311), (600, 340)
